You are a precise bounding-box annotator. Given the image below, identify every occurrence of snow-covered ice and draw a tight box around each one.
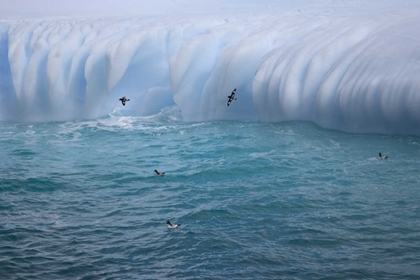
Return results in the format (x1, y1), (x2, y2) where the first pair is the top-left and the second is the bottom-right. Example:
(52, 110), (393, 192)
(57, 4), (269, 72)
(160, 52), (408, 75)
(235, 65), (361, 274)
(1, 0), (420, 135)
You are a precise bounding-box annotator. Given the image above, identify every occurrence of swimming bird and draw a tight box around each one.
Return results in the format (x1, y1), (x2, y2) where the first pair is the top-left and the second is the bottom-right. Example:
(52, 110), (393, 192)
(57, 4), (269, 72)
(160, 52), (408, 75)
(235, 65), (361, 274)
(227, 88), (237, 106)
(167, 220), (181, 229)
(379, 152), (388, 159)
(119, 96), (130, 106)
(154, 169), (165, 176)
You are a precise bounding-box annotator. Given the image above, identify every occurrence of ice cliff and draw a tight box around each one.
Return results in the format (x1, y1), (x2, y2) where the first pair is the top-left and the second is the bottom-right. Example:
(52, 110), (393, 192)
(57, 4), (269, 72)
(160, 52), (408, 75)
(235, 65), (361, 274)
(1, 3), (420, 135)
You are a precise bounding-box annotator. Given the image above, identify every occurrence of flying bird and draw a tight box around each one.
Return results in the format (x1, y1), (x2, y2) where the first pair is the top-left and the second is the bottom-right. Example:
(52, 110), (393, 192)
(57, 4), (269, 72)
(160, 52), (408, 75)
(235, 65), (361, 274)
(119, 96), (130, 106)
(227, 88), (237, 106)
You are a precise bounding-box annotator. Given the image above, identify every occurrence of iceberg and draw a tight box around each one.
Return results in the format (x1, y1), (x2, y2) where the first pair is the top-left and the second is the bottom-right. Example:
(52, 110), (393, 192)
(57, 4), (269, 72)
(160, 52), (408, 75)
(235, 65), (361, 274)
(1, 0), (420, 135)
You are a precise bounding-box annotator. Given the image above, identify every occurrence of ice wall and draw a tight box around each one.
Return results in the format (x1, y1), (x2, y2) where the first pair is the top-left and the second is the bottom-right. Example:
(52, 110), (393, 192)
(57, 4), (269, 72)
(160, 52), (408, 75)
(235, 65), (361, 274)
(1, 4), (420, 135)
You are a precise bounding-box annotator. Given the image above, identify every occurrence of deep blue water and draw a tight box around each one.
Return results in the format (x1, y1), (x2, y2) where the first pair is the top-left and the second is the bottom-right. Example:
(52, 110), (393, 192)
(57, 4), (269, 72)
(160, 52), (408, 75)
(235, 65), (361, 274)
(1, 110), (420, 279)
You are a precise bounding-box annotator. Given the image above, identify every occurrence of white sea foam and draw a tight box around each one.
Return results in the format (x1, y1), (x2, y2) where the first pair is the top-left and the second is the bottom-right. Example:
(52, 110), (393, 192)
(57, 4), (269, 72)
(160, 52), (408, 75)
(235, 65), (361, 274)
(250, 150), (276, 159)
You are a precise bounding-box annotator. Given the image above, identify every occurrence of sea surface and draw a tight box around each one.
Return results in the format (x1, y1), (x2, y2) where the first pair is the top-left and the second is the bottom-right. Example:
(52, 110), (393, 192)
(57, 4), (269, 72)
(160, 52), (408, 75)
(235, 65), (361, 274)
(1, 108), (420, 280)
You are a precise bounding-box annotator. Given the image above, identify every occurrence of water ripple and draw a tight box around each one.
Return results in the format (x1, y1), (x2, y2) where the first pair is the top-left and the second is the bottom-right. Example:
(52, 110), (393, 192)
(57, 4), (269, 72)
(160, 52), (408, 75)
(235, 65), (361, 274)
(1, 119), (420, 279)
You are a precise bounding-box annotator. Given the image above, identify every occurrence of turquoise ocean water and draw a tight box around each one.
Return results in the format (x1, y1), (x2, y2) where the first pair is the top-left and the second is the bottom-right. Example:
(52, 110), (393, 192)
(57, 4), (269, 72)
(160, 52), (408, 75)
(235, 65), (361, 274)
(1, 109), (420, 279)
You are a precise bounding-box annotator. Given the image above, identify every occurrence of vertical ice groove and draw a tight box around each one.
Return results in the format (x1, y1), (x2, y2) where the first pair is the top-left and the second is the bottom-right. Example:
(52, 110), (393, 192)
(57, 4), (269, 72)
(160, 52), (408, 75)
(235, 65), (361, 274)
(47, 24), (82, 101)
(8, 22), (35, 102)
(0, 22), (17, 121)
(106, 31), (143, 92)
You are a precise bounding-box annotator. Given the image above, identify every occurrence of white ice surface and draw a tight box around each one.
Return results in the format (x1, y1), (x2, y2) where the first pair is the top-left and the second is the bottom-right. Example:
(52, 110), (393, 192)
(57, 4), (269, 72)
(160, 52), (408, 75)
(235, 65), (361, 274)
(1, 0), (420, 135)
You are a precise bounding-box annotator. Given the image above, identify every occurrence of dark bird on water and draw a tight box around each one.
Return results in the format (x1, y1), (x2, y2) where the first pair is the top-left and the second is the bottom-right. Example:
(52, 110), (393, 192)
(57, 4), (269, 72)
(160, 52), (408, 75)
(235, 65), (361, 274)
(154, 169), (165, 176)
(167, 220), (181, 229)
(379, 152), (388, 159)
